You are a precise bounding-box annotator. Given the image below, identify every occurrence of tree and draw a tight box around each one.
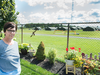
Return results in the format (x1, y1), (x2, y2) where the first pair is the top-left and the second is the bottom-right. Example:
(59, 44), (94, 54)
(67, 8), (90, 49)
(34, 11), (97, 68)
(0, 0), (19, 32)
(36, 41), (46, 60)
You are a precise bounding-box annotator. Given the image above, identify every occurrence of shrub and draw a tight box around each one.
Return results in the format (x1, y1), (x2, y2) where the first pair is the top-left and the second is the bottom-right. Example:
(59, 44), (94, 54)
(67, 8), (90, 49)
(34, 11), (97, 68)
(0, 32), (2, 37)
(36, 41), (46, 60)
(0, 37), (2, 40)
(48, 48), (57, 64)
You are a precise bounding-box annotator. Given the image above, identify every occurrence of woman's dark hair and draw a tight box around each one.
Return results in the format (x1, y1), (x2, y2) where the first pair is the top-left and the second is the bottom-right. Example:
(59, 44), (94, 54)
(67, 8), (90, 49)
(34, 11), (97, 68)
(3, 22), (17, 32)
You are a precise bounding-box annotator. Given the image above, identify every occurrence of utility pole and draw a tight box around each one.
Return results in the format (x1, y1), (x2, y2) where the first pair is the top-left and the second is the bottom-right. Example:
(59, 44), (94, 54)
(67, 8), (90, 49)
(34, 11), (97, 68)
(71, 0), (74, 23)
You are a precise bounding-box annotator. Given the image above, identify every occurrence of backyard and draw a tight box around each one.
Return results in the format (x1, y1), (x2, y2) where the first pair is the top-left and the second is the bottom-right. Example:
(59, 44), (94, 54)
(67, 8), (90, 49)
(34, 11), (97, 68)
(1, 28), (100, 75)
(1, 0), (100, 74)
(16, 29), (100, 59)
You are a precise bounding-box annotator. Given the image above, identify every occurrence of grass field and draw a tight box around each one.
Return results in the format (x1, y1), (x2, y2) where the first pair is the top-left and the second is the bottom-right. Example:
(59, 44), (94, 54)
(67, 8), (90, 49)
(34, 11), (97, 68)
(14, 29), (100, 61)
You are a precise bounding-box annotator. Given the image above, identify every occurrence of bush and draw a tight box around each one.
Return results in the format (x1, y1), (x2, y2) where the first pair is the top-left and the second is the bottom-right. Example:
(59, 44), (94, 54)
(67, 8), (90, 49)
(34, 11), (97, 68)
(36, 41), (46, 60)
(0, 32), (2, 37)
(0, 37), (2, 40)
(48, 48), (57, 64)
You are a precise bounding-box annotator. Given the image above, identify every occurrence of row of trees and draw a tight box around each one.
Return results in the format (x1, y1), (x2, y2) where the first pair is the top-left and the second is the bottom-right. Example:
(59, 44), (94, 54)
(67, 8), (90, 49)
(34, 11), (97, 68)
(24, 23), (67, 28)
(0, 0), (19, 32)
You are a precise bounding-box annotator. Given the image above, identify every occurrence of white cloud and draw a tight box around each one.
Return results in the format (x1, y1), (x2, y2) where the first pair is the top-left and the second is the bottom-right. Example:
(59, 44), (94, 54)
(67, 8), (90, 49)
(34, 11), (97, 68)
(75, 0), (86, 6)
(29, 13), (44, 18)
(19, 0), (100, 7)
(74, 0), (100, 6)
(19, 0), (27, 1)
(19, 0), (69, 9)
(17, 13), (29, 24)
(57, 9), (72, 18)
(64, 0), (72, 3)
(87, 0), (99, 2)
(28, 9), (72, 23)
(17, 9), (100, 23)
(17, 0), (100, 23)
(72, 9), (100, 22)
(19, 0), (100, 10)
(22, 0), (57, 6)
(57, 1), (69, 9)
(44, 4), (54, 9)
(73, 11), (85, 17)
(86, 9), (100, 22)
(91, 9), (100, 15)
(15, 5), (17, 8)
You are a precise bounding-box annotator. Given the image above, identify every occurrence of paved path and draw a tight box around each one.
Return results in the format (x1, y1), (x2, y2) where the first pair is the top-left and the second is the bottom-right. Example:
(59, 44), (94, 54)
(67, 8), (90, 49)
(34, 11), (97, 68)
(36, 34), (100, 40)
(17, 33), (100, 40)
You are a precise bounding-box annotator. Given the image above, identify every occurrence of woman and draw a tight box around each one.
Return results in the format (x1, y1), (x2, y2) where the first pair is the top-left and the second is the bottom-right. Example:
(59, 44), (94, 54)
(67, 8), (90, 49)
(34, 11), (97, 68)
(0, 22), (21, 75)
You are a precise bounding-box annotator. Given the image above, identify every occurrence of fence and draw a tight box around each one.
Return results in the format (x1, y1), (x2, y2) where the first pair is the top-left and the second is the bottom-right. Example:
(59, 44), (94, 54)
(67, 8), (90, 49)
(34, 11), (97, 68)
(17, 22), (100, 56)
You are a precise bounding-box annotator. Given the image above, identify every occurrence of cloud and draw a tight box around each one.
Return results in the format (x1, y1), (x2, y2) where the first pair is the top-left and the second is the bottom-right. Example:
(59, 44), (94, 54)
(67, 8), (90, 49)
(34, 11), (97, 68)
(75, 0), (100, 6)
(44, 4), (54, 9)
(28, 9), (72, 23)
(17, 13), (29, 24)
(29, 12), (55, 23)
(77, 14), (83, 17)
(17, 9), (100, 23)
(19, 0), (100, 7)
(17, 8), (100, 23)
(21, 0), (57, 6)
(90, 9), (100, 17)
(56, 0), (69, 9)
(71, 9), (100, 22)
(19, 0), (69, 9)
(90, 0), (100, 4)
(15, 5), (17, 8)
(75, 0), (86, 6)
(82, 9), (100, 22)
(91, 12), (100, 17)
(73, 11), (85, 18)
(44, 6), (54, 9)
(17, 0), (100, 23)
(18, 0), (100, 10)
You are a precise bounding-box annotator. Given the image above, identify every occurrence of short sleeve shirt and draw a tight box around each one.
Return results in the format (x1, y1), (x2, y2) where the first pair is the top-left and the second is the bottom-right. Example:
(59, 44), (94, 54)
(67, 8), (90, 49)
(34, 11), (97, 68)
(0, 40), (20, 72)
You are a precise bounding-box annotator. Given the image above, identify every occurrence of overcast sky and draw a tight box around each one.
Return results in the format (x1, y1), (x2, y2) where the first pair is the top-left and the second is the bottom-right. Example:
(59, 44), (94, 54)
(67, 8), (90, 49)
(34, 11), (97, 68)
(15, 0), (100, 24)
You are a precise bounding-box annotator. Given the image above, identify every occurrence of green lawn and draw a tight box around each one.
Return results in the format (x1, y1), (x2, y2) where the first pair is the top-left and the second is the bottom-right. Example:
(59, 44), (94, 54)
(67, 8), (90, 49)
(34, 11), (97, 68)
(20, 59), (58, 75)
(15, 29), (100, 61)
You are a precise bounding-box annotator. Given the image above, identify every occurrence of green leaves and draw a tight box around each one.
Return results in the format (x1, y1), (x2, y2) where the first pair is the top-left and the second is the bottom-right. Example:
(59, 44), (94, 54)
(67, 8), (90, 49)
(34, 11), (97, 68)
(0, 0), (19, 31)
(18, 43), (30, 51)
(36, 41), (46, 60)
(48, 48), (57, 64)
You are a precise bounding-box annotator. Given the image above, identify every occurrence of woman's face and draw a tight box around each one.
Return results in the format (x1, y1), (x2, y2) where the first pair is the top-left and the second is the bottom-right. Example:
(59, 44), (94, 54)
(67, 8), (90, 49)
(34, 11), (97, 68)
(4, 27), (16, 39)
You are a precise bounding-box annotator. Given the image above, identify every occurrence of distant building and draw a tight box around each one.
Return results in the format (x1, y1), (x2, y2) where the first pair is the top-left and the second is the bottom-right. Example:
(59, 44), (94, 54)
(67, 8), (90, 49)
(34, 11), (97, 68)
(70, 27), (77, 30)
(77, 26), (82, 30)
(34, 27), (42, 30)
(57, 27), (70, 30)
(45, 27), (57, 30)
(83, 26), (95, 31)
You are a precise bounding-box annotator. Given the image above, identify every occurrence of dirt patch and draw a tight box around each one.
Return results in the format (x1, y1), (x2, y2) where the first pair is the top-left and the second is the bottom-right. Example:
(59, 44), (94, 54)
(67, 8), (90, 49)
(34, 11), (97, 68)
(20, 53), (74, 75)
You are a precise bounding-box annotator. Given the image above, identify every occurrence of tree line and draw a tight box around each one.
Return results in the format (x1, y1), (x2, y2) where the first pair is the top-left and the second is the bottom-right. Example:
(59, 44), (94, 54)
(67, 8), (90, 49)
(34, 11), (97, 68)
(24, 23), (68, 28)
